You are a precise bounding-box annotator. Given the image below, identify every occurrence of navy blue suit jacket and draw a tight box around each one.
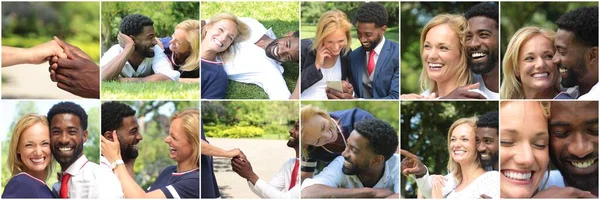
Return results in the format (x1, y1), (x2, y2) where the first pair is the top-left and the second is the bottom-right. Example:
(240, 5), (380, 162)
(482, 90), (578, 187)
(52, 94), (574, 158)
(349, 39), (399, 99)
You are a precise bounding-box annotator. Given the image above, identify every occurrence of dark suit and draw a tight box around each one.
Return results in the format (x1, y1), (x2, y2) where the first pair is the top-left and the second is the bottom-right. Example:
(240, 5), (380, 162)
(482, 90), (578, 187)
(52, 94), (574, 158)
(349, 39), (399, 99)
(300, 39), (351, 92)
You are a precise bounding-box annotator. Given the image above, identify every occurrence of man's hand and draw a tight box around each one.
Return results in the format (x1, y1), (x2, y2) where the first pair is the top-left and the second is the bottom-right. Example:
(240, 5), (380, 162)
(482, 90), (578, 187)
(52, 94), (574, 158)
(400, 149), (427, 177)
(439, 83), (485, 99)
(118, 32), (135, 48)
(50, 36), (99, 98)
(231, 154), (259, 184)
(371, 188), (395, 198)
(533, 186), (597, 198)
(326, 81), (355, 99)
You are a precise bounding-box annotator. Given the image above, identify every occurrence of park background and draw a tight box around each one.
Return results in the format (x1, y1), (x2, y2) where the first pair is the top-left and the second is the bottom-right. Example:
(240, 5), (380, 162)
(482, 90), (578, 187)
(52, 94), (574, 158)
(100, 2), (200, 99)
(201, 1), (299, 99)
(202, 101), (298, 198)
(0, 100), (100, 193)
(1, 2), (99, 99)
(400, 101), (498, 198)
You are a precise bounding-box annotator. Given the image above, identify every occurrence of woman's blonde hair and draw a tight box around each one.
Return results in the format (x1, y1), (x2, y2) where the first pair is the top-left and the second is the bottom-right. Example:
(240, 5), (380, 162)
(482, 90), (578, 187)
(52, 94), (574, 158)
(500, 26), (557, 99)
(201, 13), (250, 63)
(419, 14), (472, 94)
(300, 105), (334, 145)
(311, 10), (353, 56)
(176, 20), (200, 72)
(7, 114), (53, 181)
(171, 109), (200, 167)
(446, 116), (478, 184)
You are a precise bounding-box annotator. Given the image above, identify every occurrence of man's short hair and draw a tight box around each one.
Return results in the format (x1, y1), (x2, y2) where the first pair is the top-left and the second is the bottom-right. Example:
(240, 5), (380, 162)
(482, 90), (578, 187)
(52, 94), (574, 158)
(47, 102), (88, 130)
(120, 14), (154, 36)
(464, 3), (499, 28)
(556, 6), (598, 47)
(354, 118), (398, 160)
(477, 111), (499, 130)
(355, 2), (388, 28)
(101, 101), (136, 134)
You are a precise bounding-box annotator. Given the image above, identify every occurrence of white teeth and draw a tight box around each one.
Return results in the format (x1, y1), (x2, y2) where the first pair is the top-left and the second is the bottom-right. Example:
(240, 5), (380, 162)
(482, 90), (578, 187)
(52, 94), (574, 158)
(59, 147), (72, 152)
(429, 63), (443, 68)
(559, 68), (568, 73)
(471, 52), (486, 58)
(503, 171), (532, 180)
(31, 158), (45, 163)
(480, 153), (490, 158)
(213, 38), (223, 47)
(454, 150), (466, 155)
(532, 73), (549, 78)
(274, 46), (279, 57)
(571, 159), (596, 168)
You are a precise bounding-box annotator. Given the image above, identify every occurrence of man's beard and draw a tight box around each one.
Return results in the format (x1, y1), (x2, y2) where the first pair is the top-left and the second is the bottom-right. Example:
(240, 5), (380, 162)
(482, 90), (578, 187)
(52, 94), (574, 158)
(560, 59), (586, 88)
(287, 136), (299, 148)
(551, 150), (599, 192)
(480, 152), (498, 170)
(468, 48), (498, 75)
(120, 135), (139, 160)
(53, 142), (84, 167)
(265, 39), (282, 62)
(137, 43), (155, 58)
(362, 35), (382, 52)
(342, 159), (366, 175)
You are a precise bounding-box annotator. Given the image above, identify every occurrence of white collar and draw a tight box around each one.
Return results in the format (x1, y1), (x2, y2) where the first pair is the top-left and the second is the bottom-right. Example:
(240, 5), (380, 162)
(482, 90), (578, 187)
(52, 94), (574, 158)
(64, 155), (89, 175)
(369, 36), (386, 56)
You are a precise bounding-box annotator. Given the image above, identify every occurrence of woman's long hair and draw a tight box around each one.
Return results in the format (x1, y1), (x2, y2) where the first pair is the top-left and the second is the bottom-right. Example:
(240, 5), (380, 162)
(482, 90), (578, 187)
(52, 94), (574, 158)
(446, 116), (478, 184)
(311, 10), (353, 56)
(171, 109), (200, 167)
(201, 13), (250, 63)
(7, 114), (53, 181)
(175, 20), (200, 72)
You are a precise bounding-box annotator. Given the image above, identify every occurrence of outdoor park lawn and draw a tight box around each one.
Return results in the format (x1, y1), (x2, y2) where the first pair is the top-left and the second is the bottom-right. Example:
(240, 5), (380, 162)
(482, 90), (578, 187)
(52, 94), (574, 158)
(101, 81), (199, 99)
(300, 25), (400, 50)
(202, 2), (299, 99)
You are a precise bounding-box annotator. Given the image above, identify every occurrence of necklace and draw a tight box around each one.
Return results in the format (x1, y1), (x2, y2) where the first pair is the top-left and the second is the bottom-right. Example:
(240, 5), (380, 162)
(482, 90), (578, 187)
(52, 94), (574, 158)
(321, 118), (346, 153)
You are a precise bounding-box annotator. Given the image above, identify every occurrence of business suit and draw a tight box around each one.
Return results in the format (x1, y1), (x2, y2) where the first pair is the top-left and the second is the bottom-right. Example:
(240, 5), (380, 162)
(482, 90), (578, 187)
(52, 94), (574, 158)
(300, 39), (351, 92)
(349, 39), (399, 99)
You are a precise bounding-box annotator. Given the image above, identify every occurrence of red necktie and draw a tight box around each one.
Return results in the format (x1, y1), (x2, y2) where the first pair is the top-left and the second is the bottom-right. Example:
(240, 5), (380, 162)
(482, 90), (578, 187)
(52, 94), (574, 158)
(60, 173), (71, 198)
(367, 51), (376, 76)
(288, 159), (299, 190)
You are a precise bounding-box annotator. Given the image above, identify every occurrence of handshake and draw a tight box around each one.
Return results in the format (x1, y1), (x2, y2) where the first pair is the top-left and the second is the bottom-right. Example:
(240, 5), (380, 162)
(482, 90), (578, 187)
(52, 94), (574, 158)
(2, 37), (100, 98)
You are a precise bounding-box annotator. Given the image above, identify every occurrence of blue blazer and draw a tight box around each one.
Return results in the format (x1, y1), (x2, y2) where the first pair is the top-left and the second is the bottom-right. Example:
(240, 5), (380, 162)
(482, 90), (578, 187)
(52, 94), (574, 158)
(349, 39), (399, 99)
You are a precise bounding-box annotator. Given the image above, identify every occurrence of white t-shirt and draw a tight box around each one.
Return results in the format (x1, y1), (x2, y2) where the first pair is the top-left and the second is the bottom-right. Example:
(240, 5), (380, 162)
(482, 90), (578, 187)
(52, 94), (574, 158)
(578, 82), (599, 100)
(248, 158), (300, 198)
(223, 17), (291, 99)
(301, 57), (342, 99)
(473, 74), (499, 100)
(100, 44), (180, 81)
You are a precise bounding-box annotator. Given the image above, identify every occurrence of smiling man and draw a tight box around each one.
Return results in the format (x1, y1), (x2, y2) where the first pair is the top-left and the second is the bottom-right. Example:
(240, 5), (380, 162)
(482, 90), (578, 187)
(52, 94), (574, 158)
(47, 102), (122, 198)
(546, 101), (598, 196)
(101, 101), (143, 178)
(301, 118), (399, 198)
(476, 111), (499, 171)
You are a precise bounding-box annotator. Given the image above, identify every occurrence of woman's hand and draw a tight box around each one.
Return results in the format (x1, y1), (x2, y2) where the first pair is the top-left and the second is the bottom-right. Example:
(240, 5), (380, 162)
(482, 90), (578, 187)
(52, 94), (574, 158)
(431, 175), (446, 199)
(315, 44), (331, 69)
(101, 130), (122, 162)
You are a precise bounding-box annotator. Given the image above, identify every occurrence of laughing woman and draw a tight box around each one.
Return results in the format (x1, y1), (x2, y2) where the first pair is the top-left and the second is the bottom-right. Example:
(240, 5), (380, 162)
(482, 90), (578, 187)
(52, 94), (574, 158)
(158, 20), (201, 83)
(3, 114), (54, 198)
(101, 109), (200, 198)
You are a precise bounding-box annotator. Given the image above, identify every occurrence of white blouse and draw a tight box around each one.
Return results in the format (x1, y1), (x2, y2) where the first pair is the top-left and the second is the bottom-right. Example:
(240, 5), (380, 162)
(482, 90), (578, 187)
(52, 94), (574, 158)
(301, 56), (342, 99)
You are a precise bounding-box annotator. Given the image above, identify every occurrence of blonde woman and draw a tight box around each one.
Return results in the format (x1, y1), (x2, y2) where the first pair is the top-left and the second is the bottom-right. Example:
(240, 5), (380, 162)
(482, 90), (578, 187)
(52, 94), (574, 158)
(158, 20), (200, 83)
(2, 114), (54, 198)
(430, 117), (499, 198)
(500, 27), (564, 99)
(402, 14), (478, 99)
(300, 10), (353, 99)
(201, 13), (250, 99)
(101, 109), (200, 198)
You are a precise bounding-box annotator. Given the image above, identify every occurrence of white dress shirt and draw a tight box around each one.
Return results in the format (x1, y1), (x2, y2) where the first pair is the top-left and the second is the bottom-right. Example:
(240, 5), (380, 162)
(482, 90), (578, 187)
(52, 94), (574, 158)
(223, 17), (291, 99)
(99, 156), (124, 198)
(52, 155), (124, 198)
(248, 158), (300, 199)
(578, 82), (599, 100)
(300, 56), (342, 99)
(473, 74), (499, 100)
(100, 44), (180, 81)
(301, 154), (399, 193)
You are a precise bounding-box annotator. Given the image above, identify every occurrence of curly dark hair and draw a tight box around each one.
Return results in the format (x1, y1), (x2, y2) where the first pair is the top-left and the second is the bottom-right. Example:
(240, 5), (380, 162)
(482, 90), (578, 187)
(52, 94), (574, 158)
(101, 101), (136, 134)
(556, 6), (598, 47)
(356, 2), (388, 28)
(120, 14), (154, 36)
(47, 102), (88, 130)
(353, 118), (398, 161)
(465, 3), (498, 28)
(477, 111), (499, 131)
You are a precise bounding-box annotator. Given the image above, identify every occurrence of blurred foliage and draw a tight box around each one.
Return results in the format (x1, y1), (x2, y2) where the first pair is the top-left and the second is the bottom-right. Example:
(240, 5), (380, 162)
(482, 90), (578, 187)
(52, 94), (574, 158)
(202, 1), (299, 99)
(400, 2), (482, 94)
(500, 2), (597, 59)
(1, 101), (100, 192)
(114, 101), (198, 189)
(400, 101), (498, 198)
(301, 2), (399, 50)
(302, 101), (399, 132)
(101, 2), (199, 53)
(2, 2), (100, 62)
(202, 101), (298, 139)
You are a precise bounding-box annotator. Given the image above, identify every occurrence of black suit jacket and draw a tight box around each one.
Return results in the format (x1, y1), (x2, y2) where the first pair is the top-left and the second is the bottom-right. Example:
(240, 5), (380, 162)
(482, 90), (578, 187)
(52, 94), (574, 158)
(300, 39), (351, 92)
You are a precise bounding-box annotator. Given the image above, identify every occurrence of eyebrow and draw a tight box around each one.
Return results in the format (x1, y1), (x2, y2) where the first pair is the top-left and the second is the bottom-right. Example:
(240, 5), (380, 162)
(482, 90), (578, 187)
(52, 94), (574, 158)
(549, 121), (570, 127)
(587, 118), (599, 125)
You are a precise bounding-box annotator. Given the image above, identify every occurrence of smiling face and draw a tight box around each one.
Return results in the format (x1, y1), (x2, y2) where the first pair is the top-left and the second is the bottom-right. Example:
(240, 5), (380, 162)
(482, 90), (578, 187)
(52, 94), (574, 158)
(422, 24), (462, 83)
(467, 16), (499, 74)
(287, 121), (300, 148)
(549, 101), (598, 192)
(341, 130), (375, 175)
(265, 36), (299, 63)
(165, 118), (193, 162)
(18, 122), (51, 176)
(132, 26), (157, 58)
(356, 22), (385, 51)
(518, 34), (557, 94)
(449, 123), (477, 164)
(553, 29), (588, 88)
(500, 102), (549, 198)
(203, 19), (239, 53)
(169, 28), (191, 56)
(50, 114), (87, 169)
(477, 127), (499, 167)
(301, 114), (338, 147)
(116, 116), (142, 161)
(322, 29), (348, 57)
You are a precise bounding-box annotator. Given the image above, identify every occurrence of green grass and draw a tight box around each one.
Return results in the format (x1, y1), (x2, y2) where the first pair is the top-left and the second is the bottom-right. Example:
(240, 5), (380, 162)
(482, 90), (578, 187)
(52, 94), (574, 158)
(301, 25), (400, 50)
(101, 81), (199, 99)
(202, 2), (299, 99)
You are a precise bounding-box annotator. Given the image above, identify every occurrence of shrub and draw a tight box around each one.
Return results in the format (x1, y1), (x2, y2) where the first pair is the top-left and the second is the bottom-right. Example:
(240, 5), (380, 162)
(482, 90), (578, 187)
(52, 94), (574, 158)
(205, 125), (264, 138)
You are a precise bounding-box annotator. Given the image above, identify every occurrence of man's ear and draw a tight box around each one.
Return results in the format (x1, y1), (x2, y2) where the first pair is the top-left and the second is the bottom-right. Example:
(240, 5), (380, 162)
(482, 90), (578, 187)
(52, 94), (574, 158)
(588, 46), (598, 65)
(380, 25), (388, 34)
(371, 154), (385, 166)
(83, 130), (88, 143)
(103, 131), (114, 141)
